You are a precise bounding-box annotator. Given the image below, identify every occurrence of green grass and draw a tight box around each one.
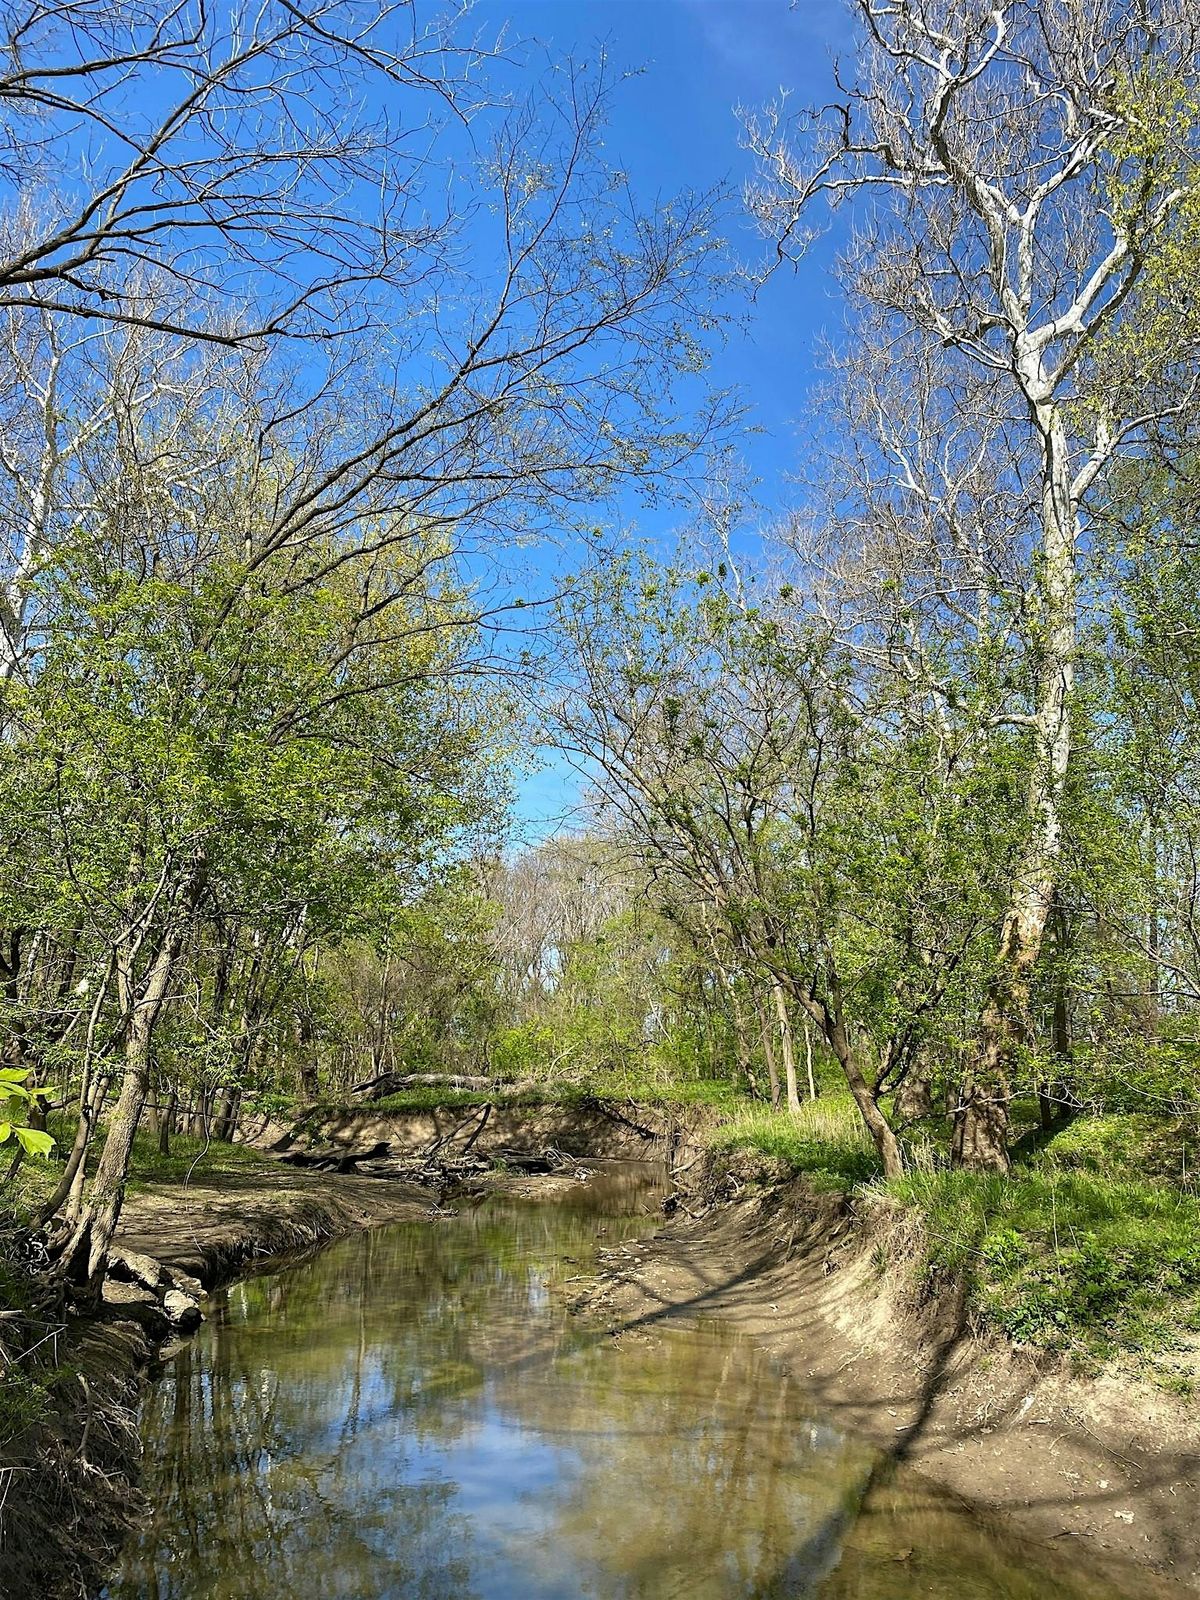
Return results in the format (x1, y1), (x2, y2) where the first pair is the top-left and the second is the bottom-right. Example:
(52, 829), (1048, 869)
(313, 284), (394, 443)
(707, 1098), (884, 1191)
(1028, 1112), (1199, 1190)
(6, 1121), (276, 1215)
(889, 1165), (1200, 1372)
(124, 1128), (271, 1191)
(698, 1099), (1200, 1376)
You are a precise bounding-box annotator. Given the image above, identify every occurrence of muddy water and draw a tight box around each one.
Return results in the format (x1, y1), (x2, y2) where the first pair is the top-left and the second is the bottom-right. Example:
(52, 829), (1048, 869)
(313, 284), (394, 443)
(103, 1165), (1157, 1600)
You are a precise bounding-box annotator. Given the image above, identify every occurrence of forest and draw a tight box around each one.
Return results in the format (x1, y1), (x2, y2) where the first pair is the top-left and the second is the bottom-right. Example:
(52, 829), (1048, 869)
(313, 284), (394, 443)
(1, 0), (1199, 1421)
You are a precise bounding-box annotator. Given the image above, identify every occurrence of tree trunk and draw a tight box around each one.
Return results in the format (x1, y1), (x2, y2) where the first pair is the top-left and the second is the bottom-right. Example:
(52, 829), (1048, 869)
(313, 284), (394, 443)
(56, 862), (206, 1286)
(826, 1011), (904, 1179)
(213, 1084), (239, 1142)
(788, 975), (904, 1180)
(753, 992), (781, 1110)
(772, 981), (802, 1114)
(159, 1088), (177, 1156)
(722, 974), (759, 1099)
(961, 399), (1076, 1172)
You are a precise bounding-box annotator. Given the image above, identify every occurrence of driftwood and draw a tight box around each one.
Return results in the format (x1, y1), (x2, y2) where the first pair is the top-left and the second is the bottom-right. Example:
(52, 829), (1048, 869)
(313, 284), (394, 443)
(278, 1141), (391, 1174)
(347, 1072), (542, 1101)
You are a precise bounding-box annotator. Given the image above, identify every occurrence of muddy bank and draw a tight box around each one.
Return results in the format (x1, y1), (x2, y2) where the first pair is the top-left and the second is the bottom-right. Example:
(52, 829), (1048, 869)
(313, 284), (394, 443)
(0, 1165), (433, 1600)
(245, 1096), (706, 1166)
(566, 1156), (1200, 1595)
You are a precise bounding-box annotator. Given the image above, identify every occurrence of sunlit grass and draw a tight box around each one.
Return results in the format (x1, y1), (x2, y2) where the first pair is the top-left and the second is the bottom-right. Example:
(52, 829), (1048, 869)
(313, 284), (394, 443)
(887, 1164), (1200, 1370)
(707, 1097), (882, 1191)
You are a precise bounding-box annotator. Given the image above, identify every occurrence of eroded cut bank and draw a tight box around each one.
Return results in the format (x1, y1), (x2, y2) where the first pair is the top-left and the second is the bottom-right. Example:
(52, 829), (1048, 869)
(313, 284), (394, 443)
(564, 1149), (1200, 1594)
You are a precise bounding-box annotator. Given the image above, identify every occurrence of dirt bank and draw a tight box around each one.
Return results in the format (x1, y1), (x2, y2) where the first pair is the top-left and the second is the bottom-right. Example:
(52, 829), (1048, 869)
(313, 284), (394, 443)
(114, 1160), (432, 1285)
(567, 1159), (1200, 1596)
(247, 1096), (705, 1165)
(0, 1164), (434, 1600)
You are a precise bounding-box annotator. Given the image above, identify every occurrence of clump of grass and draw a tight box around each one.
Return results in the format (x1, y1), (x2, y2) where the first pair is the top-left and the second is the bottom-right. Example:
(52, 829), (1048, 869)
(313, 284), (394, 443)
(1032, 1113), (1199, 1192)
(582, 1074), (745, 1110)
(888, 1166), (1200, 1367)
(0, 1361), (55, 1447)
(708, 1097), (883, 1192)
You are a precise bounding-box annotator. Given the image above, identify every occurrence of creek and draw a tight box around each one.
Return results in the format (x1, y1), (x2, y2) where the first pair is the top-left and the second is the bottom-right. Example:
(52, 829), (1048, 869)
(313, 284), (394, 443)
(101, 1163), (1156, 1599)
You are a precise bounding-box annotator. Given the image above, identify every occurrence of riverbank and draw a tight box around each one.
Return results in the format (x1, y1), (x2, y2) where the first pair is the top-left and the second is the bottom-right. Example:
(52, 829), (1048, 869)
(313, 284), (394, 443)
(0, 1160), (435, 1600)
(8, 1096), (1199, 1597)
(564, 1153), (1200, 1595)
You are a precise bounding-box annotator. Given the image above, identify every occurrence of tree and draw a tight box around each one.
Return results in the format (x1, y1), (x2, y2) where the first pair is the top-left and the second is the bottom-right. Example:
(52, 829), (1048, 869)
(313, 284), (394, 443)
(746, 0), (1200, 1166)
(0, 8), (734, 1282)
(0, 1), (485, 344)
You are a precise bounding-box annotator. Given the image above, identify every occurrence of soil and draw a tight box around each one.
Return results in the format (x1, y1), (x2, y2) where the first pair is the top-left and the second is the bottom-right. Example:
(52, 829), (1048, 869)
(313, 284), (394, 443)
(113, 1161), (433, 1285)
(565, 1166), (1200, 1596)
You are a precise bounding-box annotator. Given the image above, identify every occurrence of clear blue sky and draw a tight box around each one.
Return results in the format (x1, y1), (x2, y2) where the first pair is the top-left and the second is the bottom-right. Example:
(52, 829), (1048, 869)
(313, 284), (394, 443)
(477, 0), (858, 839)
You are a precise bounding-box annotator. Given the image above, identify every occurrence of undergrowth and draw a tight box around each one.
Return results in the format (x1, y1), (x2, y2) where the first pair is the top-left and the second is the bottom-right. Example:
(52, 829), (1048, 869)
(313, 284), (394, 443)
(707, 1099), (882, 1191)
(702, 1098), (1200, 1377)
(888, 1166), (1200, 1374)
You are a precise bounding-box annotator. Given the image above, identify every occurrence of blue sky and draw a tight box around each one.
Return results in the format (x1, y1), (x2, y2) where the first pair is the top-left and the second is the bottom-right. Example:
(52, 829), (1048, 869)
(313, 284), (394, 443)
(478, 0), (858, 838)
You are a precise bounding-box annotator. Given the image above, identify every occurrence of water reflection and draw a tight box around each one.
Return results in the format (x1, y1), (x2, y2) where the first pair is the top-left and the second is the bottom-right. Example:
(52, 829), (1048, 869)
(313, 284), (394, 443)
(103, 1165), (1158, 1600)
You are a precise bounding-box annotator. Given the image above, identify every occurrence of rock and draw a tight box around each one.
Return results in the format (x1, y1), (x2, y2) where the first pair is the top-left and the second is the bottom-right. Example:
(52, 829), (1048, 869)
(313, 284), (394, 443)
(162, 1263), (205, 1301)
(101, 1278), (158, 1310)
(162, 1289), (203, 1332)
(107, 1247), (169, 1292)
(99, 1278), (169, 1337)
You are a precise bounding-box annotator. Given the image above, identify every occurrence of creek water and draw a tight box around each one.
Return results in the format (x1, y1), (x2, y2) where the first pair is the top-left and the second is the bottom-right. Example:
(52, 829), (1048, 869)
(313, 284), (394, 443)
(102, 1164), (1157, 1600)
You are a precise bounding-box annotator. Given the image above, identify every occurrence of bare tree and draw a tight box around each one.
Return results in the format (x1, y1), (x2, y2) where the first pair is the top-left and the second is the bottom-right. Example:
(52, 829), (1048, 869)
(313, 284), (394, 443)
(0, 0), (485, 344)
(746, 0), (1200, 1166)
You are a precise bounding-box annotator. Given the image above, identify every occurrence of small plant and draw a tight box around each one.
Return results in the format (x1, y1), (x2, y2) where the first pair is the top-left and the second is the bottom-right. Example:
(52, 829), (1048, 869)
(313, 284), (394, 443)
(0, 1069), (55, 1162)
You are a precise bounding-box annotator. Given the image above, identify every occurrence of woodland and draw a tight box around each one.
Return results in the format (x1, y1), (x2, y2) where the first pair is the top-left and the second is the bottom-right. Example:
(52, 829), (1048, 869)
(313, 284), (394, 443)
(0, 0), (1199, 1382)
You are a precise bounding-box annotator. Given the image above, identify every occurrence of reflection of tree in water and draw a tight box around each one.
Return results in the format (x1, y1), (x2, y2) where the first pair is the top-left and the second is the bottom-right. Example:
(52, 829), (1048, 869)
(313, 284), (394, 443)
(105, 1172), (661, 1600)
(109, 1292), (479, 1600)
(484, 1324), (872, 1599)
(105, 1172), (1136, 1600)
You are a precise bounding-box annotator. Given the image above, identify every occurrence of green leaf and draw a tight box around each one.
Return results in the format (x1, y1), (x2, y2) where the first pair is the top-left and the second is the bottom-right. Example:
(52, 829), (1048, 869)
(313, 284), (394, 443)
(14, 1127), (55, 1158)
(0, 1123), (11, 1144)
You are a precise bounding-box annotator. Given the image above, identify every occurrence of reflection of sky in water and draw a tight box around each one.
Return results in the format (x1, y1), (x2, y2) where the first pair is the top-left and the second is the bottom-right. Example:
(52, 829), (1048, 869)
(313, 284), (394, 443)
(104, 1169), (1157, 1600)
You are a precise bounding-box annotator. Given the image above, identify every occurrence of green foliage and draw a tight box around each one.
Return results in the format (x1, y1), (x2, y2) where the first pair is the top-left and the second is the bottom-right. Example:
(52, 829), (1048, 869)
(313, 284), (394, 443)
(0, 1070), (55, 1161)
(0, 1361), (54, 1448)
(708, 1099), (883, 1192)
(891, 1163), (1200, 1370)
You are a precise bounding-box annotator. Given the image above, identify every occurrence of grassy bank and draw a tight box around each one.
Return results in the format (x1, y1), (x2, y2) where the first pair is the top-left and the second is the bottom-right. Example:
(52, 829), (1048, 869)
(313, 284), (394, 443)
(708, 1100), (1200, 1382)
(8, 1124), (280, 1219)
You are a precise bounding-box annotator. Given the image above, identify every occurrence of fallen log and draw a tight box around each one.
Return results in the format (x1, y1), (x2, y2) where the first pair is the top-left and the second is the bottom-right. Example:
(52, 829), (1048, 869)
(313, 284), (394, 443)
(278, 1141), (391, 1174)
